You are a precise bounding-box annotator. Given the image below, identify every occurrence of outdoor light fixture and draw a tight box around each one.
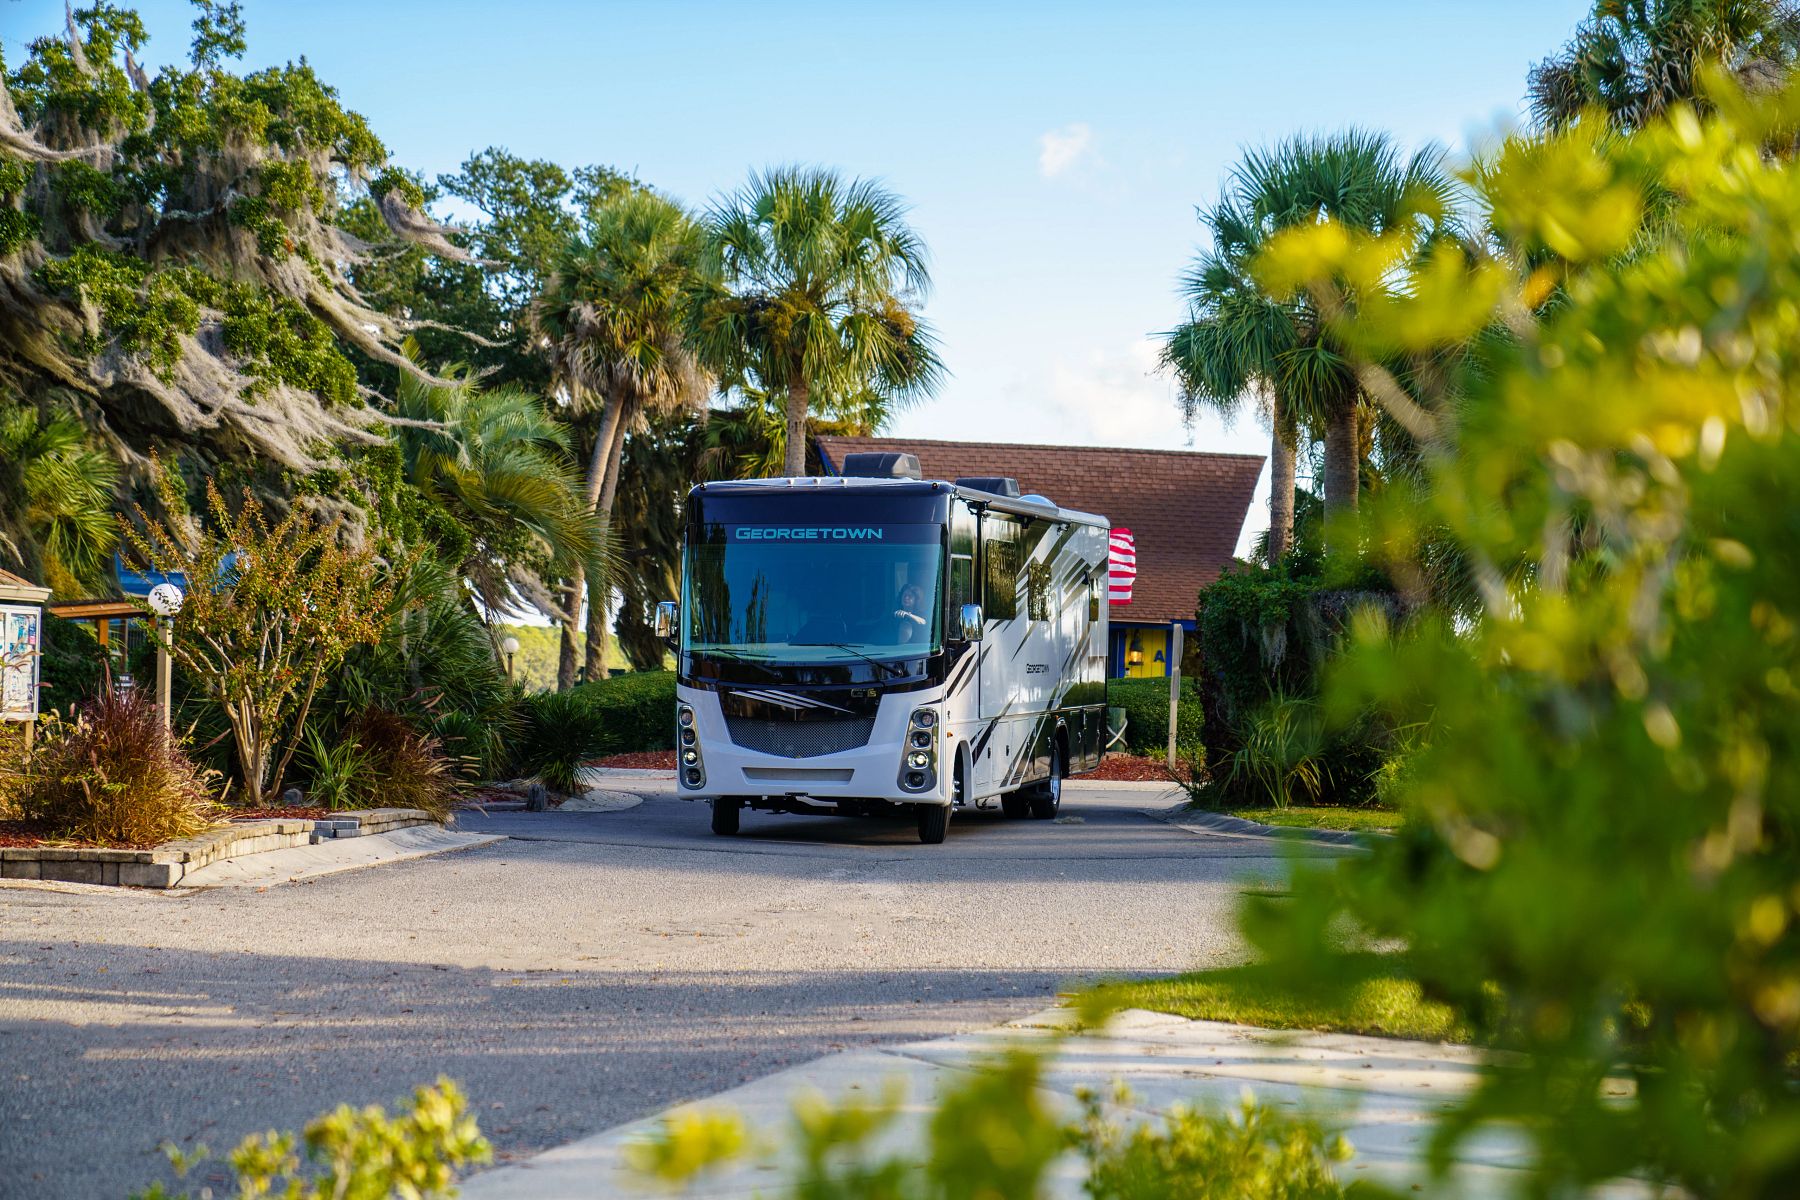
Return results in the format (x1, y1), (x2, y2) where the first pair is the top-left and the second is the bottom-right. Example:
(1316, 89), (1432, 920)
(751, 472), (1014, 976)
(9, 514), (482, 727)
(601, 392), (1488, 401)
(145, 583), (184, 735)
(146, 583), (185, 617)
(500, 635), (520, 683)
(1126, 635), (1144, 668)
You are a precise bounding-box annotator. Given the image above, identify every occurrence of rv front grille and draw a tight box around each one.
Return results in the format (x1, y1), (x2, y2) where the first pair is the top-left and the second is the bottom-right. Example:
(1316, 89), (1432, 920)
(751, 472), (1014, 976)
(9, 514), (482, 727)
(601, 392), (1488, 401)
(725, 716), (875, 758)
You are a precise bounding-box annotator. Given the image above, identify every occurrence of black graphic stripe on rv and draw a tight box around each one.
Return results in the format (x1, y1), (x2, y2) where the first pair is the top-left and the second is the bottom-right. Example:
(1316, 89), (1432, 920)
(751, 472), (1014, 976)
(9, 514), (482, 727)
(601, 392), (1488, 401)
(943, 644), (981, 698)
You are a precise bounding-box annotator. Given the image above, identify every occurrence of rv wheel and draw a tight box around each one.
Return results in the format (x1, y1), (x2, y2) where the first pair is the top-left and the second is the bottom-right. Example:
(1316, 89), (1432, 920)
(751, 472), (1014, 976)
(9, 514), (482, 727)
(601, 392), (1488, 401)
(917, 803), (950, 844)
(1001, 791), (1029, 818)
(1029, 744), (1064, 820)
(711, 797), (741, 836)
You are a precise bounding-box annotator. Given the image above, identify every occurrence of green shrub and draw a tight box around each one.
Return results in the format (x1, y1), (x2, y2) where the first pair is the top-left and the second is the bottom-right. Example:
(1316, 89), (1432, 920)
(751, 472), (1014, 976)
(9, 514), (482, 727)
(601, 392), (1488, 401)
(296, 708), (460, 820)
(1078, 1089), (1351, 1200)
(329, 555), (519, 781)
(1243, 83), (1800, 1196)
(132, 1077), (489, 1200)
(299, 725), (373, 811)
(1107, 675), (1202, 759)
(1224, 691), (1329, 810)
(629, 1039), (1351, 1198)
(16, 689), (218, 845)
(512, 689), (613, 795)
(570, 669), (677, 755)
(1194, 566), (1402, 806)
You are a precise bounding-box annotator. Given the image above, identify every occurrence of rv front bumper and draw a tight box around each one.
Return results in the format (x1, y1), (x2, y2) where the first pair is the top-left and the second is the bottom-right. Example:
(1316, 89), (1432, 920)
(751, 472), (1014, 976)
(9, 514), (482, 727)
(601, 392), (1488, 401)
(675, 689), (950, 806)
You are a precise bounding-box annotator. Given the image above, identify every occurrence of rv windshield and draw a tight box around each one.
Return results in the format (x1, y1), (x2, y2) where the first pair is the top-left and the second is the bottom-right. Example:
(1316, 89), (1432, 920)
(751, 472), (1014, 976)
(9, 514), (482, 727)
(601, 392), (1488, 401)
(684, 522), (944, 663)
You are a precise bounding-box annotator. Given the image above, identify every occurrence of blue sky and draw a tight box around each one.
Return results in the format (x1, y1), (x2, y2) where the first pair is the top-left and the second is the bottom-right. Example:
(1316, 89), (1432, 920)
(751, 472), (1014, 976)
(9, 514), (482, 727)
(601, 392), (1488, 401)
(4, 0), (1591, 548)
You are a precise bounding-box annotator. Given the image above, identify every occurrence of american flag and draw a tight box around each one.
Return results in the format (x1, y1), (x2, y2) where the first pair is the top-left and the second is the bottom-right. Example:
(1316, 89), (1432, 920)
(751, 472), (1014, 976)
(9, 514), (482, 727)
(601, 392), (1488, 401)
(1108, 528), (1136, 603)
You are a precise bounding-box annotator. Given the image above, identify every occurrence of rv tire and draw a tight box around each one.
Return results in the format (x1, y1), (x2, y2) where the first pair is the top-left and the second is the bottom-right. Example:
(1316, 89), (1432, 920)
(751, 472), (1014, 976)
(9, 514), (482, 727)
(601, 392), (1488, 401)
(917, 802), (950, 844)
(711, 797), (741, 836)
(1000, 790), (1029, 818)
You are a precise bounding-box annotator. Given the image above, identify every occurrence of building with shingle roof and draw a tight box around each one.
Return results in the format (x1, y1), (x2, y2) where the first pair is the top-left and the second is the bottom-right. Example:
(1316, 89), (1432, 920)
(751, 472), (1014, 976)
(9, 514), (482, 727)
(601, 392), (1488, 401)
(814, 436), (1263, 678)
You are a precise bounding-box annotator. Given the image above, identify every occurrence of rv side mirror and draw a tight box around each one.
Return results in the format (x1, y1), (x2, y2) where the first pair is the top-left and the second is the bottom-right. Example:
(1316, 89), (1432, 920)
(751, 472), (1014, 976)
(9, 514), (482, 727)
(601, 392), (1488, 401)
(959, 603), (984, 641)
(654, 600), (679, 641)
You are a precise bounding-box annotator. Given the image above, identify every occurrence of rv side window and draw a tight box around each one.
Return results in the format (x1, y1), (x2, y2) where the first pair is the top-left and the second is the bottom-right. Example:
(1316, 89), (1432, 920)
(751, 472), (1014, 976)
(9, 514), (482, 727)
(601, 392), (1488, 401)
(982, 514), (1020, 621)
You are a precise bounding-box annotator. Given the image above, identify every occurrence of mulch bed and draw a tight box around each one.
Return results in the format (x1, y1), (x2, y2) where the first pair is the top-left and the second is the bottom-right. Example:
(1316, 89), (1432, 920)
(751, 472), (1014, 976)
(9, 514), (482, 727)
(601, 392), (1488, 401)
(1082, 754), (1192, 783)
(0, 819), (56, 848)
(591, 749), (678, 770)
(229, 806), (330, 821)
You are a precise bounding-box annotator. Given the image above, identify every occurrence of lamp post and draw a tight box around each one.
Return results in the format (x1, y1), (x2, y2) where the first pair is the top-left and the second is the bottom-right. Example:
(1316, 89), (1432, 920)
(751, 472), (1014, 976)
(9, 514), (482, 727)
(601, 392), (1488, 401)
(501, 635), (521, 684)
(145, 583), (184, 735)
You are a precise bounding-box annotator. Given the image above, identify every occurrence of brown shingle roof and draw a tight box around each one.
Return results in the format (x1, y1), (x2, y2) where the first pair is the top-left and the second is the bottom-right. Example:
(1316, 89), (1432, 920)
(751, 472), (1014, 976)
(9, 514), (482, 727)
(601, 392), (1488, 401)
(815, 436), (1263, 624)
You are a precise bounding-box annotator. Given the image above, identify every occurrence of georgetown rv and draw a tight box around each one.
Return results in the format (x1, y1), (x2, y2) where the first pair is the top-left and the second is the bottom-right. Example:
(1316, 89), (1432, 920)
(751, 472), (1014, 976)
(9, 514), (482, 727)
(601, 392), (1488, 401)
(655, 452), (1110, 843)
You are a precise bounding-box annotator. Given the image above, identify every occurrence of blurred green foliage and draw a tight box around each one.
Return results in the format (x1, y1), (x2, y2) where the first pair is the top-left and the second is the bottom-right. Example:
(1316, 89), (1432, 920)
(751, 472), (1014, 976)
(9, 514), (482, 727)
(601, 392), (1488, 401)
(627, 1042), (1353, 1199)
(131, 1077), (489, 1200)
(1244, 76), (1800, 1197)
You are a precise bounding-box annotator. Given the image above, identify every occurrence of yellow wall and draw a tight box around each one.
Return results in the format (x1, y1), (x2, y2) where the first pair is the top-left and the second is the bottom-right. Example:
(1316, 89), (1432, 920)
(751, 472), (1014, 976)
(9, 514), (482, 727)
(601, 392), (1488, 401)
(1122, 628), (1169, 679)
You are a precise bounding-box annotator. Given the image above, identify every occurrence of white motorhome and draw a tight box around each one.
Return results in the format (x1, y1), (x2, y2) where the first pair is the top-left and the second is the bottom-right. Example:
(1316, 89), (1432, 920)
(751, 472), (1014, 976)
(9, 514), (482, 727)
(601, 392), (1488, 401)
(656, 452), (1110, 843)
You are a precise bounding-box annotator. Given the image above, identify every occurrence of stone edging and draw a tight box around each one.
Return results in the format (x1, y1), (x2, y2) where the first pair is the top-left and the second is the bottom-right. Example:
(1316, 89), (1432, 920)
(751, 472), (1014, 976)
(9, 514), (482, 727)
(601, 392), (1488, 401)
(1149, 801), (1386, 847)
(0, 808), (443, 888)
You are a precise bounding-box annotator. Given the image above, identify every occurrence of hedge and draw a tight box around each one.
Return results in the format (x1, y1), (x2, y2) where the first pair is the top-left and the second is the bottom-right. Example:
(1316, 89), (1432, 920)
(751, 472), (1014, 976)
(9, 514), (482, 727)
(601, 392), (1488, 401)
(569, 670), (677, 755)
(1107, 676), (1203, 761)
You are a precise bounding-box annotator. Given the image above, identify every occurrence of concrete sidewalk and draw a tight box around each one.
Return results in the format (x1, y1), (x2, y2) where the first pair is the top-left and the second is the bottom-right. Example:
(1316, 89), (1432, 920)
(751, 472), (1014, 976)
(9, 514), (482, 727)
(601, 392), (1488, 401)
(460, 1008), (1653, 1199)
(178, 826), (505, 888)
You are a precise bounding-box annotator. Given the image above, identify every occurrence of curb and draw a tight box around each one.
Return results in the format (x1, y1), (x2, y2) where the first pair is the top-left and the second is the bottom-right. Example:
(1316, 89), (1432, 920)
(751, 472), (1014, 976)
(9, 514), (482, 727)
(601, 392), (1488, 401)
(1147, 801), (1383, 847)
(0, 807), (447, 888)
(581, 767), (675, 780)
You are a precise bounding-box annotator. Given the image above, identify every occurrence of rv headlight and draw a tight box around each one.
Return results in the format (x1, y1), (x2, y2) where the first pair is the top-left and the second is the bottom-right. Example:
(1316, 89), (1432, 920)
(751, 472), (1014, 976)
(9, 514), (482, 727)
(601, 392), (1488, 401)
(682, 749), (699, 766)
(907, 751), (930, 769)
(678, 706), (695, 727)
(680, 727), (697, 747)
(910, 709), (936, 729)
(909, 730), (932, 749)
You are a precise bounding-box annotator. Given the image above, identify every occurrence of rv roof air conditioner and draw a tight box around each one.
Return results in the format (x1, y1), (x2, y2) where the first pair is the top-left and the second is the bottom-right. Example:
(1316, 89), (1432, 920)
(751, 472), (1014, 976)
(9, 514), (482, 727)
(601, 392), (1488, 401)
(839, 452), (923, 480)
(955, 476), (1021, 498)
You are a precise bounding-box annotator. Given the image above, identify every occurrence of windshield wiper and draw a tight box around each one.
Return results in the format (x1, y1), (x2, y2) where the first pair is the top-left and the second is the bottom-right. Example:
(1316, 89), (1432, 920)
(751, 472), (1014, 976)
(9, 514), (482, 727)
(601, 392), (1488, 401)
(790, 642), (910, 679)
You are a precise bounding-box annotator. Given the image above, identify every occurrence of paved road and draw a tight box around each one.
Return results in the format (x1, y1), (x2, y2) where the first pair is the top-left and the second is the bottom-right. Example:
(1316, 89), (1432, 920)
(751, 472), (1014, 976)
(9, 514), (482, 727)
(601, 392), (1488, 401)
(0, 782), (1347, 1198)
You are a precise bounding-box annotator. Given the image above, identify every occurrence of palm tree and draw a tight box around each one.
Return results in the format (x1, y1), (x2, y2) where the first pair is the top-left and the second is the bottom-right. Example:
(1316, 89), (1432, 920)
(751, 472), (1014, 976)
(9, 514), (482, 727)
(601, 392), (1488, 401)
(1529, 0), (1800, 131)
(1163, 131), (1456, 555)
(533, 189), (713, 686)
(0, 403), (119, 596)
(694, 166), (944, 479)
(390, 352), (604, 627)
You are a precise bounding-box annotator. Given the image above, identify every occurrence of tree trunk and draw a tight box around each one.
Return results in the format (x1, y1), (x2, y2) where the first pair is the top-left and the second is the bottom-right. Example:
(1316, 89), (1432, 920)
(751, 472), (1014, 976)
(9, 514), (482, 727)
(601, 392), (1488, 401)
(558, 400), (626, 691)
(783, 379), (809, 477)
(583, 414), (628, 682)
(556, 584), (580, 690)
(1322, 402), (1360, 553)
(1267, 402), (1297, 564)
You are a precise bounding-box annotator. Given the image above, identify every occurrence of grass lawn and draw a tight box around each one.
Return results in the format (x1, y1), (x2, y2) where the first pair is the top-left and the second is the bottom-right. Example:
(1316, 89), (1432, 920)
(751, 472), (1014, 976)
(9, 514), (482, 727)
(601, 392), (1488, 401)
(1081, 954), (1470, 1044)
(1224, 806), (1401, 833)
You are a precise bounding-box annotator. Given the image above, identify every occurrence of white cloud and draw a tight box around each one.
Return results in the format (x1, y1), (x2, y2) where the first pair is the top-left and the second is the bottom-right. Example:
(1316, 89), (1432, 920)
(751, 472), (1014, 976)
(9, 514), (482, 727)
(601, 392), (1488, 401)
(1037, 122), (1096, 179)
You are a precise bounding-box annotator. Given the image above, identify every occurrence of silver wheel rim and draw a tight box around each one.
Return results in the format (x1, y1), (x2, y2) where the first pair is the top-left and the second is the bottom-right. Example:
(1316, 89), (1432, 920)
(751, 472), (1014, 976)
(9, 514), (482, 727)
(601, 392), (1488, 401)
(1049, 754), (1062, 807)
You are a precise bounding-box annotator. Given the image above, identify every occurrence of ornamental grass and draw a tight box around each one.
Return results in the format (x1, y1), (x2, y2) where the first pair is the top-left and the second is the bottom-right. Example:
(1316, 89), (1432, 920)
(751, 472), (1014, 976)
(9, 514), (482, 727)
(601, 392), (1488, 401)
(17, 689), (218, 846)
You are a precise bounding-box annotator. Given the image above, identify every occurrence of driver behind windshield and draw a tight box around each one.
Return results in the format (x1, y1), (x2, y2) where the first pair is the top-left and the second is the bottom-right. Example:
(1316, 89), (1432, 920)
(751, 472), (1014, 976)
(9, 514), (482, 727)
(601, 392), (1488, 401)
(894, 583), (928, 644)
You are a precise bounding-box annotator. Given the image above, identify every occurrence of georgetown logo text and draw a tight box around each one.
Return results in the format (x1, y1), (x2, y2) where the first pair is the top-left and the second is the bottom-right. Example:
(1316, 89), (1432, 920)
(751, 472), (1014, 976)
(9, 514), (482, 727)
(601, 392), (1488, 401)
(735, 527), (886, 541)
